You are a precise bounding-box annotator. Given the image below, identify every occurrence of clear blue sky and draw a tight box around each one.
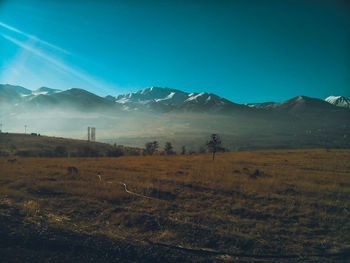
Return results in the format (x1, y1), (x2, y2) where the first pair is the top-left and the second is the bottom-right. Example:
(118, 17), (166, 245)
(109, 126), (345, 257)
(0, 0), (349, 103)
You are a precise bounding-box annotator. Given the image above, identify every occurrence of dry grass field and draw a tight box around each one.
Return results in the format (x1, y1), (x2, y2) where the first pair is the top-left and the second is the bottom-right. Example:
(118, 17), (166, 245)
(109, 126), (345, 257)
(0, 149), (350, 262)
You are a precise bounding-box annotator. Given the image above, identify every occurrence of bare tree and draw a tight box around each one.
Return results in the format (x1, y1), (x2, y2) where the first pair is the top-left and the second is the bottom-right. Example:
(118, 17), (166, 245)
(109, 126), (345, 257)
(164, 142), (175, 155)
(181, 145), (186, 155)
(144, 141), (159, 155)
(206, 134), (222, 160)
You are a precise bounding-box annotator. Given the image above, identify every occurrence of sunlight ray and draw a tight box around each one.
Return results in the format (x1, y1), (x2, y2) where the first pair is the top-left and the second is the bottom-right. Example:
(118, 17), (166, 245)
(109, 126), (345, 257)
(1, 33), (114, 94)
(0, 21), (70, 55)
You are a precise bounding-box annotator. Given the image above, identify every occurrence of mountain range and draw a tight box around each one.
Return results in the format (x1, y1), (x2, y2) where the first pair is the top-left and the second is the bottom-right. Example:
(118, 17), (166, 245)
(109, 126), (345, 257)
(1, 83), (350, 151)
(0, 84), (349, 114)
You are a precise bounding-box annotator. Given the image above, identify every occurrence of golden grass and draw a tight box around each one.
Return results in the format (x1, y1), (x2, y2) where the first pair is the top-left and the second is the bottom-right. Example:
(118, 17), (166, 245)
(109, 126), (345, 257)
(0, 149), (350, 258)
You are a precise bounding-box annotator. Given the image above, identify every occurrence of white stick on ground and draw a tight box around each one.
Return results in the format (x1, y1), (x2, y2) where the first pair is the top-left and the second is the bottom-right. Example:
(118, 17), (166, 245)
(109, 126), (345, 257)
(119, 182), (158, 200)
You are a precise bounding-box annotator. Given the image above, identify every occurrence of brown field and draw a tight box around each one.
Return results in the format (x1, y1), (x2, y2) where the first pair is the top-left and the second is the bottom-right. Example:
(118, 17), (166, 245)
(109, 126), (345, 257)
(0, 149), (350, 262)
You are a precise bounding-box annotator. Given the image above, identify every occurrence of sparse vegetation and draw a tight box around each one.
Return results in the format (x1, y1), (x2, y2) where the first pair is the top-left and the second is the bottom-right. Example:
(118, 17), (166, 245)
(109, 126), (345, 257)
(206, 133), (223, 160)
(54, 145), (67, 157)
(107, 147), (124, 157)
(164, 141), (175, 155)
(144, 141), (159, 155)
(23, 200), (40, 217)
(78, 145), (99, 157)
(181, 145), (186, 155)
(0, 149), (349, 262)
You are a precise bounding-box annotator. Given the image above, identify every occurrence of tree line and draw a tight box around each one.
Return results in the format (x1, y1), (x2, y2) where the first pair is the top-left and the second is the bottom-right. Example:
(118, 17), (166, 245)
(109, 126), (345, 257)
(143, 134), (226, 160)
(6, 134), (225, 159)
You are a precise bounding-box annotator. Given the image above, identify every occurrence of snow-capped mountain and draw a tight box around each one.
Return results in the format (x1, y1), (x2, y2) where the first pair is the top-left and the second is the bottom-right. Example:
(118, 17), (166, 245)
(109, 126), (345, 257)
(106, 86), (246, 112)
(325, 96), (350, 108)
(247, 102), (276, 109)
(106, 87), (190, 111)
(113, 87), (188, 105)
(0, 84), (117, 110)
(0, 84), (32, 103)
(1, 84), (243, 113)
(32, 87), (61, 95)
(19, 87), (62, 102)
(0, 84), (61, 101)
(2, 83), (350, 151)
(1, 84), (349, 115)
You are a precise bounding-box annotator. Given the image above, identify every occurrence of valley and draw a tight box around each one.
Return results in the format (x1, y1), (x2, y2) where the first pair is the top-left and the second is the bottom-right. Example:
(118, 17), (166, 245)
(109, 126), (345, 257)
(1, 84), (350, 152)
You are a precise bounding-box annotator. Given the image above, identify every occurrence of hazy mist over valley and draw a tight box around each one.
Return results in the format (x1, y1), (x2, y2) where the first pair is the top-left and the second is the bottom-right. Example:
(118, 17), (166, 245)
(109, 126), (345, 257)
(1, 84), (350, 152)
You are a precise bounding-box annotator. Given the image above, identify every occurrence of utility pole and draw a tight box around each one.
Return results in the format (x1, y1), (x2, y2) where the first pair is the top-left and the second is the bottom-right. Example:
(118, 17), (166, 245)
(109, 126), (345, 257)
(0, 123), (2, 133)
(24, 125), (27, 134)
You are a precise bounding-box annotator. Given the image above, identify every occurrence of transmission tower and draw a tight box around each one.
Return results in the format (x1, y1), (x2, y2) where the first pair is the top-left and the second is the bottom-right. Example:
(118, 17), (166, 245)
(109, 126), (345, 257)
(87, 126), (96, 142)
(91, 127), (96, 142)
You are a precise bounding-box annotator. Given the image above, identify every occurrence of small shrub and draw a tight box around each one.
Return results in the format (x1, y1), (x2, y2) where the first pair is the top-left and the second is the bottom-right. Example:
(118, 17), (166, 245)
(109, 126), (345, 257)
(16, 150), (37, 157)
(23, 200), (40, 217)
(79, 146), (99, 157)
(54, 146), (68, 157)
(127, 149), (141, 156)
(107, 148), (124, 157)
(67, 166), (79, 174)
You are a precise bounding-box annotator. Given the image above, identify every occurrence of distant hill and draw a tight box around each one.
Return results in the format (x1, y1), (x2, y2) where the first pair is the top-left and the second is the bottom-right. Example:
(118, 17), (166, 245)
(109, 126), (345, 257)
(247, 95), (344, 113)
(0, 133), (141, 157)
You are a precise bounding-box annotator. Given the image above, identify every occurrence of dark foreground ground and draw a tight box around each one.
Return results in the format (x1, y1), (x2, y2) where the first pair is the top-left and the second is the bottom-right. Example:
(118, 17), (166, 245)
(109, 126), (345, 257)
(1, 150), (350, 262)
(1, 209), (347, 263)
(0, 208), (204, 263)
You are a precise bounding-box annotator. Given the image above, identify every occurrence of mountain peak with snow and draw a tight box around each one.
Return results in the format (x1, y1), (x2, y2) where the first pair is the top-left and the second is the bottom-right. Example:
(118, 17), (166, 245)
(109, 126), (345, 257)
(109, 86), (242, 113)
(2, 84), (350, 115)
(33, 87), (61, 95)
(325, 96), (350, 108)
